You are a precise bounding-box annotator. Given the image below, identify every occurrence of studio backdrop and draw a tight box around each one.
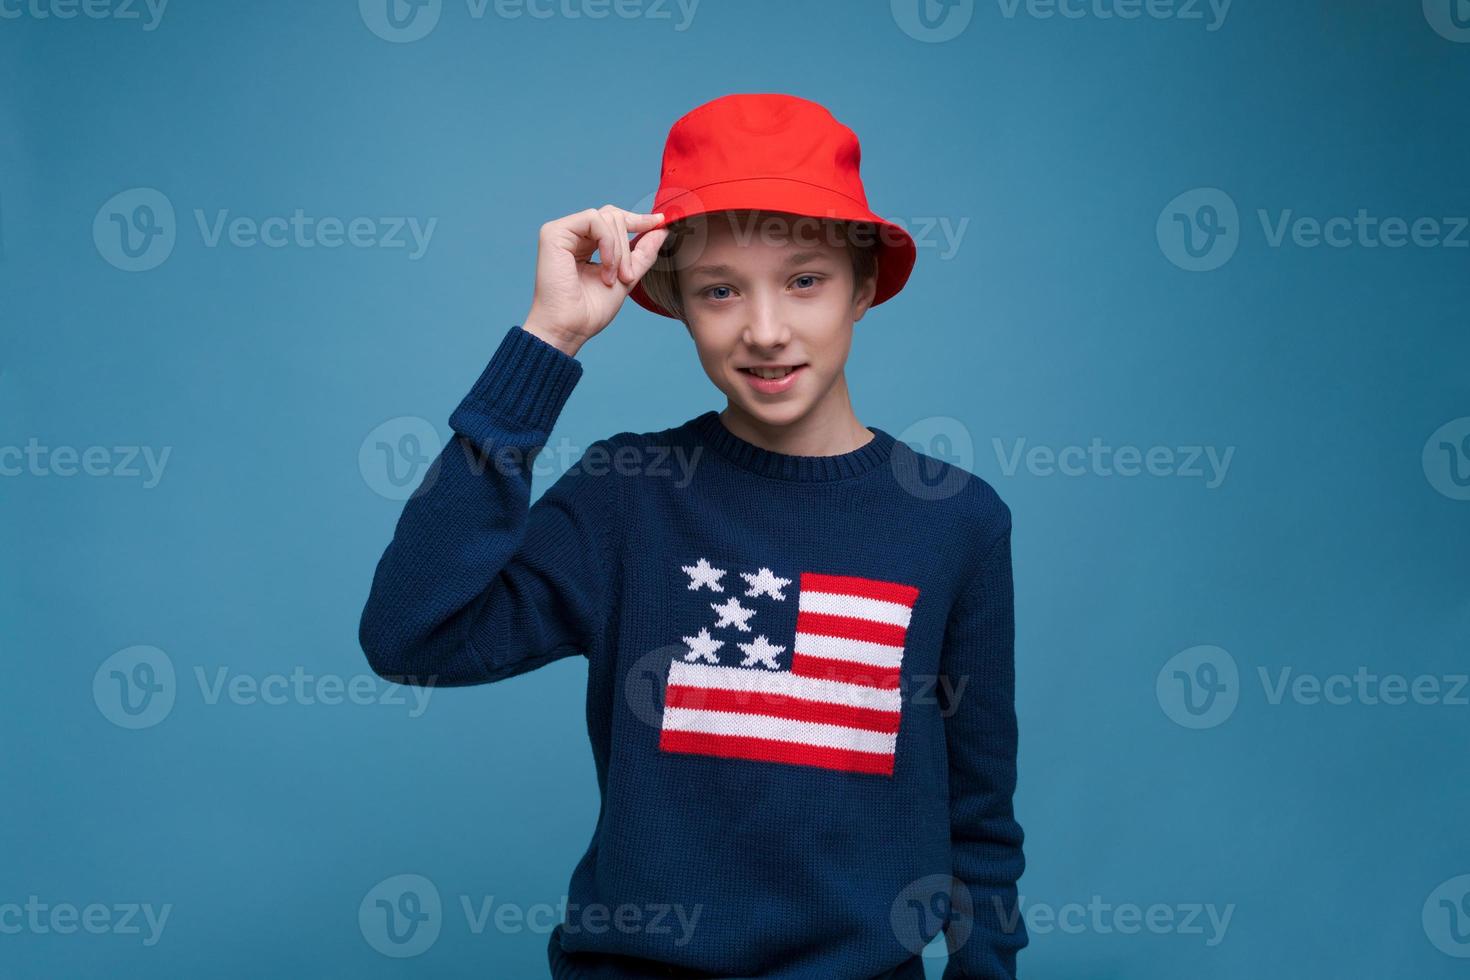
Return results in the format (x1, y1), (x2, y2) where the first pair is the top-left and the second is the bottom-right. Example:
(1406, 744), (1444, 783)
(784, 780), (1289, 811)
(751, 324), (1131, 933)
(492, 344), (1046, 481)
(2, 1), (1467, 977)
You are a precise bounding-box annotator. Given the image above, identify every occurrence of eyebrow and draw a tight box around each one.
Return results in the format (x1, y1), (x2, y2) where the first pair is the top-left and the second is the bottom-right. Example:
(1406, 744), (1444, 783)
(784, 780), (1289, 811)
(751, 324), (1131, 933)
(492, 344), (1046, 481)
(685, 250), (835, 280)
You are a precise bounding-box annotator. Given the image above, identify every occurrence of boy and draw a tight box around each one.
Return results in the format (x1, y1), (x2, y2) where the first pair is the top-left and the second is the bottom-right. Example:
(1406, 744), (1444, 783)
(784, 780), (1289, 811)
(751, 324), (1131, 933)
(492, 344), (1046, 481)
(359, 93), (1025, 979)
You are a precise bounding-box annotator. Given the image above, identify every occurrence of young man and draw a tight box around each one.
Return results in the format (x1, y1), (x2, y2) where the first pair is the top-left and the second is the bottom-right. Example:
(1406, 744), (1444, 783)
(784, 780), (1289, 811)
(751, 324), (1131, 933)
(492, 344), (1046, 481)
(359, 93), (1025, 979)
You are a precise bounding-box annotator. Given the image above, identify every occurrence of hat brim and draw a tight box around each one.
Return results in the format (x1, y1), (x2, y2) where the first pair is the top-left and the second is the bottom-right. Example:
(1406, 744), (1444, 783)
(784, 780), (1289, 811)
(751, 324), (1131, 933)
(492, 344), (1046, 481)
(626, 177), (916, 320)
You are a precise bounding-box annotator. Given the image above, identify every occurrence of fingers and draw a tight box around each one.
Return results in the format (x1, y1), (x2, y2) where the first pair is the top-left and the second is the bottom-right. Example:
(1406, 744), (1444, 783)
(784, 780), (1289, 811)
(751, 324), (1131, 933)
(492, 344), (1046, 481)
(590, 209), (619, 286)
(603, 206), (631, 283)
(551, 206), (666, 287)
(629, 226), (669, 279)
(603, 206), (668, 284)
(624, 211), (666, 230)
(622, 211), (665, 280)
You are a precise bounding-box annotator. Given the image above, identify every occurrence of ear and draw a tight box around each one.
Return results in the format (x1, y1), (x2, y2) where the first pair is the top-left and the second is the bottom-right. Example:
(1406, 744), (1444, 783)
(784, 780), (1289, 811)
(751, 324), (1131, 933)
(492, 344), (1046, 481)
(850, 269), (879, 323)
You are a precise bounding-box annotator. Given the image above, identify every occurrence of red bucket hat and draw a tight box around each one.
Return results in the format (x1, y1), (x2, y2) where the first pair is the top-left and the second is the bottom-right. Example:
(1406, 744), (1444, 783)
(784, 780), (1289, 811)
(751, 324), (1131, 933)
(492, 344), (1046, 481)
(628, 93), (917, 320)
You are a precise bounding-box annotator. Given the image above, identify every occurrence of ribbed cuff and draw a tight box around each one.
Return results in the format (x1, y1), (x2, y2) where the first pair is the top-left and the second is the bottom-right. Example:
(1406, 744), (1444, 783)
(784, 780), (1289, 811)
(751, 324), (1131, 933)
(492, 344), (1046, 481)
(451, 324), (584, 436)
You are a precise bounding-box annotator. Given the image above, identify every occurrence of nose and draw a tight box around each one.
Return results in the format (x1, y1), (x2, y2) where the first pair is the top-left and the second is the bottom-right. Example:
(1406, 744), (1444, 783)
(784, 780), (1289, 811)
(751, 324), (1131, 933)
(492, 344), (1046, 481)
(741, 293), (792, 351)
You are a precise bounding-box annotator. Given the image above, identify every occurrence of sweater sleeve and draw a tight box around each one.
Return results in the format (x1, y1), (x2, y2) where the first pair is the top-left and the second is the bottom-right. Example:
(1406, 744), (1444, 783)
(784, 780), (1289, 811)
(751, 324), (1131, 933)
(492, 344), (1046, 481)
(940, 506), (1028, 978)
(357, 324), (620, 687)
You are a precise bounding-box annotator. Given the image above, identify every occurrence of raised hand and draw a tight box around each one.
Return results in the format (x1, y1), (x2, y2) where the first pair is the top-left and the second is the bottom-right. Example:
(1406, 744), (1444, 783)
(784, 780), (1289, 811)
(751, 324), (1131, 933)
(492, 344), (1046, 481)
(521, 205), (668, 356)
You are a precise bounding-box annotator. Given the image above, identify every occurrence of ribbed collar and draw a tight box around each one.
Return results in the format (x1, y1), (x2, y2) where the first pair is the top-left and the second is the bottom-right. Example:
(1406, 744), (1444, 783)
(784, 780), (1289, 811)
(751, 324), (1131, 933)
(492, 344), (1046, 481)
(688, 410), (895, 483)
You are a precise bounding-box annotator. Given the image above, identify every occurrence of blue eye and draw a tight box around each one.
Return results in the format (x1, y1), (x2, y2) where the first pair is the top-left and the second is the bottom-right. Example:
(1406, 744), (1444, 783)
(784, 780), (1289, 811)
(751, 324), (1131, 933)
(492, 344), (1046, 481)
(794, 275), (821, 289)
(704, 285), (732, 300)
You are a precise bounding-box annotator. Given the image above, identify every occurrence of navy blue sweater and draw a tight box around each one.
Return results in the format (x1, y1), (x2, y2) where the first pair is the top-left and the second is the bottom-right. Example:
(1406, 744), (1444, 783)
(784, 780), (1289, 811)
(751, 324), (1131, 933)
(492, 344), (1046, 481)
(359, 324), (1026, 979)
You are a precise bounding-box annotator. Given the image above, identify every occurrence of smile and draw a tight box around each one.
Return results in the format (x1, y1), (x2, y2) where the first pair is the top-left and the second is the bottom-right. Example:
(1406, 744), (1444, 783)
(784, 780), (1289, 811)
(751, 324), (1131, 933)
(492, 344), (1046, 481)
(739, 364), (807, 393)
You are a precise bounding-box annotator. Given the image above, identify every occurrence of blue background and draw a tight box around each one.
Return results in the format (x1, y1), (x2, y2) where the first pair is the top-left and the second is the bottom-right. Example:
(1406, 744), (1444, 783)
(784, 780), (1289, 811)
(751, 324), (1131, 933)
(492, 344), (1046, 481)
(3, 0), (1468, 976)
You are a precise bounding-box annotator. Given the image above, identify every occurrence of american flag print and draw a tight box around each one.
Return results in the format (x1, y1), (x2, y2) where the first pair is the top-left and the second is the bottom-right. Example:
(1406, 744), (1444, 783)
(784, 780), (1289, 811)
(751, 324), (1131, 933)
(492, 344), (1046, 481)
(659, 559), (921, 777)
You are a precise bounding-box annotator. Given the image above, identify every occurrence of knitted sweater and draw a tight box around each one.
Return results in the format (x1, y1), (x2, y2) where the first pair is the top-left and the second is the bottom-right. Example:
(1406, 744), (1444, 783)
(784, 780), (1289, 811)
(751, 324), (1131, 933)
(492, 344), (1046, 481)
(358, 324), (1027, 979)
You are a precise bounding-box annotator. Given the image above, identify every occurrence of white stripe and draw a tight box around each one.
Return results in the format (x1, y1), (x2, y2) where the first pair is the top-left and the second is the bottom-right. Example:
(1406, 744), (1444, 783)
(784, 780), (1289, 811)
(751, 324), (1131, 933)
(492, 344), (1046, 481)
(799, 589), (913, 628)
(793, 631), (905, 668)
(666, 660), (901, 712)
(661, 706), (897, 756)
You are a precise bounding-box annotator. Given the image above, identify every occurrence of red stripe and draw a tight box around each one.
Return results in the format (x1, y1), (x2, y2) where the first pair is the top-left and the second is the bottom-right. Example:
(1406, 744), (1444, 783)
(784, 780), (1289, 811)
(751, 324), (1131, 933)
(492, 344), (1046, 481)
(796, 610), (908, 647)
(790, 653), (901, 689)
(659, 729), (895, 776)
(799, 572), (919, 607)
(663, 684), (901, 733)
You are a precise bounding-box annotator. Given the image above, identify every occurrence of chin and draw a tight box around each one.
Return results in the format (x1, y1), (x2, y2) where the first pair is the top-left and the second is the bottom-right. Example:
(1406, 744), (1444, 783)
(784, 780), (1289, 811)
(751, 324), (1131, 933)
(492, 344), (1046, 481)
(732, 397), (809, 428)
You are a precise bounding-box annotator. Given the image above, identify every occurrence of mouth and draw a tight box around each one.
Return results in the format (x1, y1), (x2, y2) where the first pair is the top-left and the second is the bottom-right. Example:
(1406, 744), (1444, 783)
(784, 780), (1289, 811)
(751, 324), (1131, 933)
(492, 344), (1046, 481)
(738, 363), (807, 393)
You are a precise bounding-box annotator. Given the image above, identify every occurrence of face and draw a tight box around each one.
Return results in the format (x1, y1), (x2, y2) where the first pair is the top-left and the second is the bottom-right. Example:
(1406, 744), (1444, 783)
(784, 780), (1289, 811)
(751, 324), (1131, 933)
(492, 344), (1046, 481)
(673, 210), (878, 428)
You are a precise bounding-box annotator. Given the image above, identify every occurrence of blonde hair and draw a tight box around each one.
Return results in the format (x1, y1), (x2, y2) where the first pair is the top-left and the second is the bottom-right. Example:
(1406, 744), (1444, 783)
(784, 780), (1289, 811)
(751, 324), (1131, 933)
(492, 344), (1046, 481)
(639, 211), (881, 325)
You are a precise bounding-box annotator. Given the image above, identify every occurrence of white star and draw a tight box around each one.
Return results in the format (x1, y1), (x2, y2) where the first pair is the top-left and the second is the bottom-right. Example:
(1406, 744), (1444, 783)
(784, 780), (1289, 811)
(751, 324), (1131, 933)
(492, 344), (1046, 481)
(740, 566), (792, 601)
(737, 634), (786, 669)
(681, 557), (726, 593)
(709, 596), (757, 632)
(680, 627), (725, 664)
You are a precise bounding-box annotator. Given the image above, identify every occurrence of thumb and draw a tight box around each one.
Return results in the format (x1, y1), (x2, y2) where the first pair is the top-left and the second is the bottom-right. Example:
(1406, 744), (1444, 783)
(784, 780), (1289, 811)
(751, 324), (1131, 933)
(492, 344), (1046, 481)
(624, 211), (665, 229)
(629, 227), (670, 278)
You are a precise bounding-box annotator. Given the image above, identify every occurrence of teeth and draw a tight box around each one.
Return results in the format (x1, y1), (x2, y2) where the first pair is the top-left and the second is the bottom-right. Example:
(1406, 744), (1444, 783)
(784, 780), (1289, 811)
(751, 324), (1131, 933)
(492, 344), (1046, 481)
(751, 367), (794, 380)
